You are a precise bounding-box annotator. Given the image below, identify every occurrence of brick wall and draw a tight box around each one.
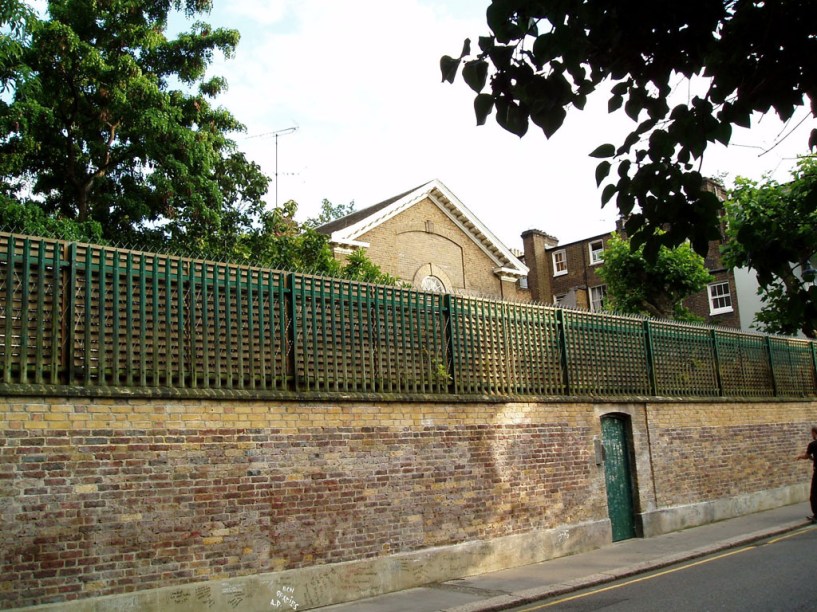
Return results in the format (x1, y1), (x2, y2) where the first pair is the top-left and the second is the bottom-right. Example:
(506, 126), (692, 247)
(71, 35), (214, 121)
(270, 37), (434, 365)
(0, 397), (604, 608)
(646, 401), (811, 508)
(1, 396), (814, 608)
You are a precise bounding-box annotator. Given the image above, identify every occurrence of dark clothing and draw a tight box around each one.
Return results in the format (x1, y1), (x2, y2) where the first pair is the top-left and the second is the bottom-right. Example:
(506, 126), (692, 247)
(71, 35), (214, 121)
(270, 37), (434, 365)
(811, 471), (817, 518)
(807, 440), (817, 517)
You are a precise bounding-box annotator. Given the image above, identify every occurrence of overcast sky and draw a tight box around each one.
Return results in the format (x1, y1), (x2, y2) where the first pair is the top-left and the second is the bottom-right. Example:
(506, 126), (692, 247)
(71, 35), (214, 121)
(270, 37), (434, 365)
(198, 0), (813, 250)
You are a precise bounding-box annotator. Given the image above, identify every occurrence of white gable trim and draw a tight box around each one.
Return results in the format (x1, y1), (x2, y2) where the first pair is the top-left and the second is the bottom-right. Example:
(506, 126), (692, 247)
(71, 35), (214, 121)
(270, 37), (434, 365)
(426, 192), (527, 277)
(331, 238), (369, 250)
(326, 188), (428, 245)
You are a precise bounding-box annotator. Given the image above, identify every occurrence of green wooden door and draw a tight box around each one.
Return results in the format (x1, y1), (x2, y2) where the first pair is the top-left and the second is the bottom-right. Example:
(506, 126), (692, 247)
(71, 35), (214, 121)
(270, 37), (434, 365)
(601, 415), (637, 541)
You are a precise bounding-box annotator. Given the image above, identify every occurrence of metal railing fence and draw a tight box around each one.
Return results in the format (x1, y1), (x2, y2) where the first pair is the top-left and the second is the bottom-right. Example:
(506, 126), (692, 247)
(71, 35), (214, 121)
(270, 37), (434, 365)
(1, 232), (816, 398)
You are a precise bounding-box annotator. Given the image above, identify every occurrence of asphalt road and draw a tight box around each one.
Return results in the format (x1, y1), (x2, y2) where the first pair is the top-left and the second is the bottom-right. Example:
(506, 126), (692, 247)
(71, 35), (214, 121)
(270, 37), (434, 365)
(507, 524), (817, 612)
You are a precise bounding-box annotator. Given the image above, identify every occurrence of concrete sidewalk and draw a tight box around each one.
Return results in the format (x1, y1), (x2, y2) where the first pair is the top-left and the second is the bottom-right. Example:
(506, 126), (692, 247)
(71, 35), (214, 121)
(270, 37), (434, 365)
(320, 502), (812, 612)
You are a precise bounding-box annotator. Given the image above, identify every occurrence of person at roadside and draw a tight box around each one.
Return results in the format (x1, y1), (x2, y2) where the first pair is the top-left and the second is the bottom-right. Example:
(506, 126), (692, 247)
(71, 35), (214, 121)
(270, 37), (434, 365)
(797, 426), (817, 523)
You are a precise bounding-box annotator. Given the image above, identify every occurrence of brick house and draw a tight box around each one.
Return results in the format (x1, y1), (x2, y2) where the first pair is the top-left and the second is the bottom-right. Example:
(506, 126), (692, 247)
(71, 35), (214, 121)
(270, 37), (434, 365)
(317, 179), (529, 300)
(520, 182), (743, 328)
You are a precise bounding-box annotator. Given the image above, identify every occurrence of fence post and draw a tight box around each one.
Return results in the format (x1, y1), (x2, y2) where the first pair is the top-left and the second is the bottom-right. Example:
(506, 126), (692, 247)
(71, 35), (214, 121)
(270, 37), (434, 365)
(556, 309), (570, 395)
(286, 272), (298, 392)
(766, 336), (778, 397)
(64, 242), (77, 384)
(83, 244), (94, 386)
(811, 341), (817, 395)
(711, 329), (724, 396)
(643, 320), (657, 396)
(3, 235), (15, 384)
(810, 340), (817, 395)
(186, 259), (197, 389)
(49, 241), (62, 385)
(19, 238), (31, 385)
(443, 294), (456, 393)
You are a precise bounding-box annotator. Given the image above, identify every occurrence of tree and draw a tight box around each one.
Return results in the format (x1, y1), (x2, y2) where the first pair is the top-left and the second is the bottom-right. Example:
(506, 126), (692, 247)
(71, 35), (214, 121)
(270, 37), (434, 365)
(597, 232), (712, 321)
(340, 248), (403, 286)
(303, 198), (356, 228)
(0, 0), (269, 256)
(232, 199), (400, 284)
(230, 199), (337, 273)
(722, 157), (817, 338)
(0, 195), (103, 242)
(441, 1), (817, 259)
(1, 2), (400, 284)
(0, 1), (35, 92)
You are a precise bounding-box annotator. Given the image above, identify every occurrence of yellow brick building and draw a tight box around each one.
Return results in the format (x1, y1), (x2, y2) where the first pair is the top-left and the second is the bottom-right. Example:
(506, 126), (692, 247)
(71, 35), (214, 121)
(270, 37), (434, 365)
(317, 179), (529, 301)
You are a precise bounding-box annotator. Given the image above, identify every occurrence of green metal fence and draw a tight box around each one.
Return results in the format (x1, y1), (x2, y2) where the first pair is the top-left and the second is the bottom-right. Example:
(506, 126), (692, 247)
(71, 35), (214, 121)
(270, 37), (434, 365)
(1, 232), (816, 398)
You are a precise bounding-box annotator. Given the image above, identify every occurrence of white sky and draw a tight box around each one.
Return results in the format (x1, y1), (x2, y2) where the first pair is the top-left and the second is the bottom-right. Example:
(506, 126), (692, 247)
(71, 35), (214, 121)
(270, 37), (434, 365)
(197, 0), (814, 250)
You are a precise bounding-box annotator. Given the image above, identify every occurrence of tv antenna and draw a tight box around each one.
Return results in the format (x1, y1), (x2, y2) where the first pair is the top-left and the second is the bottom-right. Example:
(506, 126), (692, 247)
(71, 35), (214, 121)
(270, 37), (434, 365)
(240, 125), (299, 206)
(272, 126), (298, 207)
(243, 126), (299, 206)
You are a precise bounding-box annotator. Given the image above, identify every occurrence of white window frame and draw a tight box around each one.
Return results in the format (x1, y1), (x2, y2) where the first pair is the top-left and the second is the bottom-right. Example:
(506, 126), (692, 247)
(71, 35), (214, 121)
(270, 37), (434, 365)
(707, 281), (733, 315)
(552, 249), (567, 276)
(589, 285), (607, 313)
(589, 240), (604, 265)
(421, 275), (446, 293)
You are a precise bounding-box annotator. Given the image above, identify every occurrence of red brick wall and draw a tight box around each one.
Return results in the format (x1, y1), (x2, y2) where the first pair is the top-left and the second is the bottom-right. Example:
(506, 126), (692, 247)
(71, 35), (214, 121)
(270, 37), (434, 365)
(1, 396), (814, 608)
(0, 398), (604, 608)
(646, 403), (809, 508)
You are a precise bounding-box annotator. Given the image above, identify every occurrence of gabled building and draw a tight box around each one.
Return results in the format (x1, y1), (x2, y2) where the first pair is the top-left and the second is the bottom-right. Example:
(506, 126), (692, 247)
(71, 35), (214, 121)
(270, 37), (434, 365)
(317, 179), (529, 301)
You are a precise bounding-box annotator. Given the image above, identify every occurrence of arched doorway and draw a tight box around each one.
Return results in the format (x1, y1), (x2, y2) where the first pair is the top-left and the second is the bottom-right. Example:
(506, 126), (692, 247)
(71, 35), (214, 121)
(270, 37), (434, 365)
(601, 414), (637, 541)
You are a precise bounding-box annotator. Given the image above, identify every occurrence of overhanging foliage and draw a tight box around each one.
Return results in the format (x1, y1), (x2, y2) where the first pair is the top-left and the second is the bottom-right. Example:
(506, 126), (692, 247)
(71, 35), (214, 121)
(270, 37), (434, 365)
(442, 0), (817, 259)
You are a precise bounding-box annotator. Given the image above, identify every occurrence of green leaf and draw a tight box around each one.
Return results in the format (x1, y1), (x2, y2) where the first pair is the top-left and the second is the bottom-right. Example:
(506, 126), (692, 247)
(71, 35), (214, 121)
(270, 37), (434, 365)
(618, 131), (640, 154)
(624, 97), (641, 121)
(440, 55), (460, 84)
(611, 81), (630, 96)
(531, 105), (566, 138)
(474, 93), (494, 125)
(601, 183), (617, 205)
(595, 161), (611, 187)
(478, 36), (494, 53)
(589, 143), (616, 158)
(532, 34), (552, 63)
(712, 121), (732, 146)
(495, 98), (528, 137)
(462, 60), (488, 93)
(574, 94), (587, 111)
(733, 110), (751, 128)
(487, 44), (515, 70)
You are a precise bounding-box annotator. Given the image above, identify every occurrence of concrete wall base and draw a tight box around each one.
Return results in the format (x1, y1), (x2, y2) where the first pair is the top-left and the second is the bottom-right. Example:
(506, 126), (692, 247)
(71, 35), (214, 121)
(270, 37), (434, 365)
(639, 484), (808, 538)
(22, 519), (611, 612)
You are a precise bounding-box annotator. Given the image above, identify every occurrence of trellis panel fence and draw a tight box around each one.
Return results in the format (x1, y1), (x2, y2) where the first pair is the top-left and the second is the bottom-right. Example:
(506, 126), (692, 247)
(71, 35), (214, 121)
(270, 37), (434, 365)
(1, 232), (815, 398)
